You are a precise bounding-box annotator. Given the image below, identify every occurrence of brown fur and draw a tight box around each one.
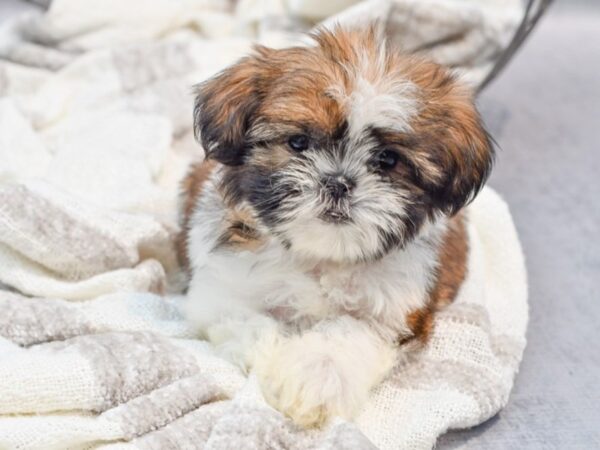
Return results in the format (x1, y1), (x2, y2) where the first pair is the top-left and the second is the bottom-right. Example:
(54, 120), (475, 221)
(193, 52), (283, 165)
(402, 212), (468, 344)
(177, 160), (217, 269)
(217, 207), (264, 252)
(407, 65), (492, 214)
(429, 213), (469, 309)
(177, 160), (267, 269)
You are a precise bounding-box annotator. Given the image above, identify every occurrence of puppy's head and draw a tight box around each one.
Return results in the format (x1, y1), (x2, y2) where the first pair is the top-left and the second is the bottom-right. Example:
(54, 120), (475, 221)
(194, 26), (493, 263)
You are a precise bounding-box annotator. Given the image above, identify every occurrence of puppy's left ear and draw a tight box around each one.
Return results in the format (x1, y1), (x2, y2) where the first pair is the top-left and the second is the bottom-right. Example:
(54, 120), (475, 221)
(193, 47), (277, 166)
(425, 84), (495, 216)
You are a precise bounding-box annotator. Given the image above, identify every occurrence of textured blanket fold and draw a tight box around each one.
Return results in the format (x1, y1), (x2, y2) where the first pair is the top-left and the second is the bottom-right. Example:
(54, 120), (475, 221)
(0, 1), (527, 449)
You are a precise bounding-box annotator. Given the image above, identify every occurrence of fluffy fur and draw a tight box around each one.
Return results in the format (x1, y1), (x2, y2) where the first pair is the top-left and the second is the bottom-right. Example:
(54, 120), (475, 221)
(179, 26), (493, 428)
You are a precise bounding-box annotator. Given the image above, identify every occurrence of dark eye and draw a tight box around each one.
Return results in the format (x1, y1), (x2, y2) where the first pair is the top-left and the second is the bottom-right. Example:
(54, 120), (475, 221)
(378, 150), (399, 171)
(288, 134), (309, 152)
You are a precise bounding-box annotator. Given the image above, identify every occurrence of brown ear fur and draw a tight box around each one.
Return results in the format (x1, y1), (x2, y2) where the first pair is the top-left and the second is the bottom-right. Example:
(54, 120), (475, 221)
(193, 47), (279, 166)
(409, 67), (494, 215)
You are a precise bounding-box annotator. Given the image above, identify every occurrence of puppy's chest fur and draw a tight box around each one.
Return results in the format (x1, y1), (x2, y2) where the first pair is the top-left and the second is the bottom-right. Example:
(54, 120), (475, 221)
(180, 162), (468, 343)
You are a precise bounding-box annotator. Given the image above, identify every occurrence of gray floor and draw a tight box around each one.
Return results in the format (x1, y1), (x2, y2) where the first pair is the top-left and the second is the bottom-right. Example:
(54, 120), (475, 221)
(1, 1), (599, 448)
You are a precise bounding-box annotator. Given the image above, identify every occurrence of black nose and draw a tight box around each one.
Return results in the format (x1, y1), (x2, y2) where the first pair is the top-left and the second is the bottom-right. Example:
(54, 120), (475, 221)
(322, 175), (355, 201)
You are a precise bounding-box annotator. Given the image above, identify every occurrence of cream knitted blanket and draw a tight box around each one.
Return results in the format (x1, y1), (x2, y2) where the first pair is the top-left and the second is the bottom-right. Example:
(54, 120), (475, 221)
(0, 1), (527, 449)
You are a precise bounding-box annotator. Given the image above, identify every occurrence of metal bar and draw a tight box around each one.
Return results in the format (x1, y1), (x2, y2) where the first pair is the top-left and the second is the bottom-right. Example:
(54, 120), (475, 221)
(477, 0), (554, 93)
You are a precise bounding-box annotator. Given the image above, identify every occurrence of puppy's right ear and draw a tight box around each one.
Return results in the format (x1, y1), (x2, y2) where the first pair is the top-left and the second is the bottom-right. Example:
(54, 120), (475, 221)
(193, 47), (277, 166)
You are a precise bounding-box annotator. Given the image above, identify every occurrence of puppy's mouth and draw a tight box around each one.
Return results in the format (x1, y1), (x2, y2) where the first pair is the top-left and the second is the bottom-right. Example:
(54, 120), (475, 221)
(318, 208), (352, 224)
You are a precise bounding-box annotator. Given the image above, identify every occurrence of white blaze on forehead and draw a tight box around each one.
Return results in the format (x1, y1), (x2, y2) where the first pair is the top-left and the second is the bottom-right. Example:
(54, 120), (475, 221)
(335, 76), (420, 139)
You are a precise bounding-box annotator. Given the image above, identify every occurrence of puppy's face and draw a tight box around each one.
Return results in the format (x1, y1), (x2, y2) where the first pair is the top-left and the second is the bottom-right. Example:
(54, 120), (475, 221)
(194, 27), (493, 263)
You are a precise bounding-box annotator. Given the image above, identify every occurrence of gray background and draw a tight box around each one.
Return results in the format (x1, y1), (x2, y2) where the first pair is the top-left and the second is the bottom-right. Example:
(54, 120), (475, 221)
(1, 0), (598, 448)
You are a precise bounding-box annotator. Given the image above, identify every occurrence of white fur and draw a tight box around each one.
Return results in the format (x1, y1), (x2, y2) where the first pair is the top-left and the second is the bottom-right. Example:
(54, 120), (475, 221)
(326, 42), (420, 139)
(185, 169), (446, 426)
(346, 76), (419, 138)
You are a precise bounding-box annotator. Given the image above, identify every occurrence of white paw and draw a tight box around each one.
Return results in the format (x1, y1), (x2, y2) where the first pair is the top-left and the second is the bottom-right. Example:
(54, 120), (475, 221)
(252, 331), (394, 428)
(205, 316), (279, 371)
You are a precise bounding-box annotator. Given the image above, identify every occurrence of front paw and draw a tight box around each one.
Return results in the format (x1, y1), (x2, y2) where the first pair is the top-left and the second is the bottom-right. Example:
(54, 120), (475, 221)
(252, 334), (375, 428)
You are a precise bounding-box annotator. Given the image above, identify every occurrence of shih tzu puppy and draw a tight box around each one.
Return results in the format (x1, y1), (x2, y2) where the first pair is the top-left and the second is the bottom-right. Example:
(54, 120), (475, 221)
(178, 26), (493, 428)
